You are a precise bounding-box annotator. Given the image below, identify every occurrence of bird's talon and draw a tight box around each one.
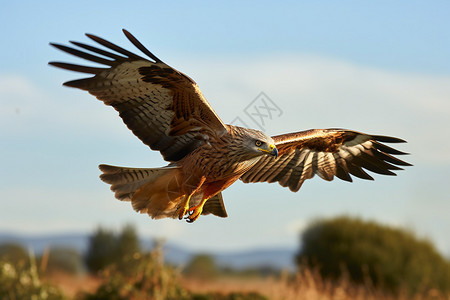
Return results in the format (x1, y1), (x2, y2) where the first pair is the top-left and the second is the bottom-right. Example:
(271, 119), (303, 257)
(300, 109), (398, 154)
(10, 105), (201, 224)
(177, 205), (189, 220)
(185, 208), (202, 223)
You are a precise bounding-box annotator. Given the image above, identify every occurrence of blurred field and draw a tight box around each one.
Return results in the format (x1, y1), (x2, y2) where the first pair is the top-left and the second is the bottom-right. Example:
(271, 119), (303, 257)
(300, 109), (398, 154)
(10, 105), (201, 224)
(3, 220), (450, 300)
(44, 269), (449, 300)
(44, 272), (101, 298)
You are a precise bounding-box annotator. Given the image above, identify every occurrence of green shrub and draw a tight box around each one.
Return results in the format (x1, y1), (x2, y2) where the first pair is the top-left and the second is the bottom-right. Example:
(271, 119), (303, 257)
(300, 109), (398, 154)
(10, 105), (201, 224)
(0, 253), (67, 299)
(78, 243), (189, 300)
(0, 243), (28, 267)
(80, 227), (268, 300)
(184, 254), (218, 280)
(296, 216), (450, 295)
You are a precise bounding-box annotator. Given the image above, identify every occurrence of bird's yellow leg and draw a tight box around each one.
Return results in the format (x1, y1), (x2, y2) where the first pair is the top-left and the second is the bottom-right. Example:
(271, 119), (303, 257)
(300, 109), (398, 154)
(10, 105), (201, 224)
(177, 194), (191, 220)
(186, 198), (209, 223)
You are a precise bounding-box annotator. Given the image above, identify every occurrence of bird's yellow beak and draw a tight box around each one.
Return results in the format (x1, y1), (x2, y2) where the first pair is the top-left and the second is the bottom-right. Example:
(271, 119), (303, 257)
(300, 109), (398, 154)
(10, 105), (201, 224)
(270, 144), (278, 158)
(259, 144), (278, 158)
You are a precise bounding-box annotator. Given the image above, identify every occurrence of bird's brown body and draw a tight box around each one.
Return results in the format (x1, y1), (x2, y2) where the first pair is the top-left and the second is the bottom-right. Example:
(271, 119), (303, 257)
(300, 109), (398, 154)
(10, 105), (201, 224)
(181, 126), (261, 180)
(130, 125), (267, 221)
(50, 30), (411, 223)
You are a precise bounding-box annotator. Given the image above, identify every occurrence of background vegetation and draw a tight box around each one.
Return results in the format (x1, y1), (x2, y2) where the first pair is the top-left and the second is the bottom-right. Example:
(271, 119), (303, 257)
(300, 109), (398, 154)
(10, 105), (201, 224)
(0, 245), (67, 300)
(1, 217), (450, 299)
(296, 216), (450, 296)
(85, 224), (140, 274)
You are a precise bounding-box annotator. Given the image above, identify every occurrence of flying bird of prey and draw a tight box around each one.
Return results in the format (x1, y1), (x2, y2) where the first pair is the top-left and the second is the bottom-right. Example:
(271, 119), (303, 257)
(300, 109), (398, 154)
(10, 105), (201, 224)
(49, 30), (411, 223)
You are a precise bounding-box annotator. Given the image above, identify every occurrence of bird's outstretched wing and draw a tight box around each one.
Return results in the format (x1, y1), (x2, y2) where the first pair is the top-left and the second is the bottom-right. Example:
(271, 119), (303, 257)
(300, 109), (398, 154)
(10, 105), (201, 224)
(241, 129), (411, 192)
(49, 29), (227, 162)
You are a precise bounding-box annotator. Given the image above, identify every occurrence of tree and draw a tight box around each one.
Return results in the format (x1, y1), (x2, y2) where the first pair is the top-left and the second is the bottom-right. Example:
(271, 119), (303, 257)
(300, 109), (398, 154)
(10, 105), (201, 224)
(114, 224), (141, 274)
(85, 224), (141, 273)
(85, 227), (117, 273)
(116, 224), (140, 260)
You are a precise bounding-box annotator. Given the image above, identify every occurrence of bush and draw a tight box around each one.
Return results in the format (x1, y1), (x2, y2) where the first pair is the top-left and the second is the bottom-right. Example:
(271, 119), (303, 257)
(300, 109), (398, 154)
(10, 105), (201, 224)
(0, 253), (67, 299)
(184, 254), (218, 280)
(0, 243), (28, 267)
(80, 228), (268, 300)
(78, 243), (189, 300)
(296, 216), (450, 295)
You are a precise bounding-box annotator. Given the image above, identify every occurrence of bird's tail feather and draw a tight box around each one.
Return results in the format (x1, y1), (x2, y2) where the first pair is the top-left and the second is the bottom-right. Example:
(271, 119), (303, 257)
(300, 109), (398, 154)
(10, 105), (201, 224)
(99, 164), (228, 219)
(99, 164), (184, 219)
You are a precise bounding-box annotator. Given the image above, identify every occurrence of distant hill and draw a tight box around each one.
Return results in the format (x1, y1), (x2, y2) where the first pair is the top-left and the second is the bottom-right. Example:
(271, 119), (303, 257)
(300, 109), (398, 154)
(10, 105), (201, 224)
(0, 232), (88, 253)
(0, 232), (297, 271)
(215, 248), (296, 270)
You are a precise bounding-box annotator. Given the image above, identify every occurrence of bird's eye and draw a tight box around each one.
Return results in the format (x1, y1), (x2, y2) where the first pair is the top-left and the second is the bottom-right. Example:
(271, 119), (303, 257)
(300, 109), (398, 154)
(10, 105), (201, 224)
(255, 140), (263, 147)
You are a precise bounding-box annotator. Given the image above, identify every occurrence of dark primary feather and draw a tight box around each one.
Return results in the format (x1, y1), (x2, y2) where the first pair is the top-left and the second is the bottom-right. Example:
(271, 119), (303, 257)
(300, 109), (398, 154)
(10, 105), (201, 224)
(49, 30), (227, 162)
(122, 29), (163, 63)
(49, 43), (115, 65)
(85, 32), (146, 60)
(241, 129), (411, 192)
(69, 41), (127, 60)
(47, 62), (107, 74)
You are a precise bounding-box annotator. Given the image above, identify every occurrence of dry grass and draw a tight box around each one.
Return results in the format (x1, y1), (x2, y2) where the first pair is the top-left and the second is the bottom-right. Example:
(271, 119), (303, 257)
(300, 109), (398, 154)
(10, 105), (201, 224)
(43, 272), (101, 299)
(44, 267), (450, 300)
(182, 268), (450, 300)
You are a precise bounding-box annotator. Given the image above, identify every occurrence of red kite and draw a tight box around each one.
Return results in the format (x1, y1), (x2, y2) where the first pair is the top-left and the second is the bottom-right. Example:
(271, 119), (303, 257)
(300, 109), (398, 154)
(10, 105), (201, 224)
(50, 30), (411, 222)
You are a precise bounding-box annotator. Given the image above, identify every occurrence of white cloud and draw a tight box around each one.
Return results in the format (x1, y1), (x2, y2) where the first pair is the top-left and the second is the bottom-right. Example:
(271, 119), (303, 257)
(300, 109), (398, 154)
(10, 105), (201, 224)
(0, 75), (38, 98)
(0, 75), (42, 117)
(0, 73), (127, 141)
(285, 219), (308, 236)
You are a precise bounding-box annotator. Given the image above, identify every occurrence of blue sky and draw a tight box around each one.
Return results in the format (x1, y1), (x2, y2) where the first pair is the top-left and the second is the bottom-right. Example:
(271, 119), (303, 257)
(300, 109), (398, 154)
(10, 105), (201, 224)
(1, 1), (449, 256)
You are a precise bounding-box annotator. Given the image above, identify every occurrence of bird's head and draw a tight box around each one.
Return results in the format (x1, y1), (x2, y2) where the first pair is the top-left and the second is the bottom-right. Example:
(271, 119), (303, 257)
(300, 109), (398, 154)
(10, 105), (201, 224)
(238, 127), (278, 159)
